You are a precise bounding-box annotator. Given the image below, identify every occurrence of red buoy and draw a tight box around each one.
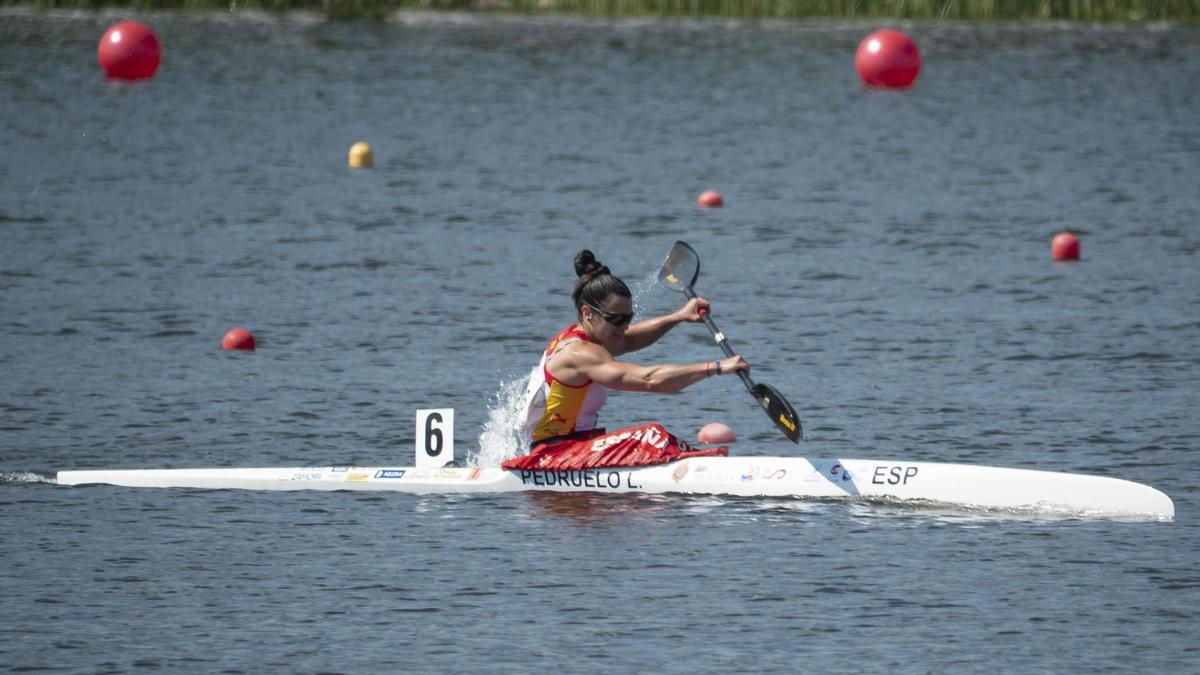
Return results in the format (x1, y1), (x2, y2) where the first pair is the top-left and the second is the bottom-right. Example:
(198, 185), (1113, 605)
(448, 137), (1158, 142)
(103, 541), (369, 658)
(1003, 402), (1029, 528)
(697, 190), (724, 208)
(98, 21), (161, 81)
(1052, 232), (1080, 261)
(855, 29), (921, 89)
(698, 422), (735, 444)
(221, 327), (256, 351)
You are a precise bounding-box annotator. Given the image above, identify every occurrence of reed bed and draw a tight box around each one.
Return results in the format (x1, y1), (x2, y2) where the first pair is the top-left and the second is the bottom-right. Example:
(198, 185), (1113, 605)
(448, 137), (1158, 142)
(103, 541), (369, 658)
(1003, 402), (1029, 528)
(10, 0), (1198, 20)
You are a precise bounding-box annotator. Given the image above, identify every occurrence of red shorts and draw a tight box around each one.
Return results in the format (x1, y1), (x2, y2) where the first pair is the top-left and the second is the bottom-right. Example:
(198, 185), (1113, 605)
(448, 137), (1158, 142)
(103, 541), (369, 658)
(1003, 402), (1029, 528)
(501, 422), (728, 471)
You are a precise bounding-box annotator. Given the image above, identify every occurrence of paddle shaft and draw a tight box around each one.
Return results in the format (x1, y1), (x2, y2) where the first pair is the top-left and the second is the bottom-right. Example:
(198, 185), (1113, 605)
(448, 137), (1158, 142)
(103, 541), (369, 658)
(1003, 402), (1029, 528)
(659, 240), (801, 443)
(683, 286), (756, 395)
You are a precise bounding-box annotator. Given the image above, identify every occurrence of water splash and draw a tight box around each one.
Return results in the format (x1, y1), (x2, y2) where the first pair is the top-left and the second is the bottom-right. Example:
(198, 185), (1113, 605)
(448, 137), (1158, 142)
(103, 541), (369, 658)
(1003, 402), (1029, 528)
(628, 268), (661, 317)
(1, 471), (56, 485)
(474, 368), (538, 468)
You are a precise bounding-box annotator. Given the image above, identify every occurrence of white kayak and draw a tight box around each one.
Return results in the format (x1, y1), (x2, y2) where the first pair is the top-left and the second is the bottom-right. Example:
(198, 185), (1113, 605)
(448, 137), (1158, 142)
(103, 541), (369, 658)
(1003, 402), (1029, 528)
(57, 456), (1174, 520)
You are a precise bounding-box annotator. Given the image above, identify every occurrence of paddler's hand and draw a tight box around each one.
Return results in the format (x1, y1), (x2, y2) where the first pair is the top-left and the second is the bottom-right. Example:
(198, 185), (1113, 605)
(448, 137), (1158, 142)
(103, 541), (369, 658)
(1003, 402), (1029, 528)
(676, 297), (710, 323)
(718, 355), (749, 375)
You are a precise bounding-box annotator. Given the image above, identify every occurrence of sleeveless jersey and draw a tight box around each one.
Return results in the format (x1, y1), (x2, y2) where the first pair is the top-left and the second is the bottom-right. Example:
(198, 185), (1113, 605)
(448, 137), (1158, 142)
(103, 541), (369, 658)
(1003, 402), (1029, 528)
(521, 324), (609, 445)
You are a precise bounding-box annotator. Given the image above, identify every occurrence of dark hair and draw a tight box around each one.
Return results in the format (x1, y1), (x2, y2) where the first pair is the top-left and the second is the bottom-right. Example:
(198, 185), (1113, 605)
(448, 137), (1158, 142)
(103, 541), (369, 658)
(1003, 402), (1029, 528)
(572, 249), (631, 313)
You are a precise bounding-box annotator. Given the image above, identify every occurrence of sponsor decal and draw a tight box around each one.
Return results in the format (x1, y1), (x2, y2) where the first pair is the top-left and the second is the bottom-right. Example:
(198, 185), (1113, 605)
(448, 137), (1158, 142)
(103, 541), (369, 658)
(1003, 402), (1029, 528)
(407, 470), (431, 480)
(872, 465), (919, 485)
(345, 472), (370, 482)
(374, 469), (406, 479)
(689, 462), (734, 482)
(517, 469), (643, 490)
(330, 466), (351, 473)
(671, 462), (690, 484)
(467, 468), (483, 481)
(830, 464), (853, 482)
(435, 468), (462, 479)
(290, 471), (324, 481)
(741, 467), (787, 482)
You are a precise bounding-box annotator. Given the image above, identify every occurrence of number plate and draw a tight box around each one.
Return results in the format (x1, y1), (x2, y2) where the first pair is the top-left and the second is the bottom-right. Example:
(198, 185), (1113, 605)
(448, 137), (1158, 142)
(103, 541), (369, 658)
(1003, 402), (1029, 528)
(415, 408), (455, 469)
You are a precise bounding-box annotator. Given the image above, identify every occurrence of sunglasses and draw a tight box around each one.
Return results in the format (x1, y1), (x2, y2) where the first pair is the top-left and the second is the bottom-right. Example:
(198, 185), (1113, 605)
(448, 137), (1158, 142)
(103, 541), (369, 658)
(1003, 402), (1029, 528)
(583, 301), (634, 327)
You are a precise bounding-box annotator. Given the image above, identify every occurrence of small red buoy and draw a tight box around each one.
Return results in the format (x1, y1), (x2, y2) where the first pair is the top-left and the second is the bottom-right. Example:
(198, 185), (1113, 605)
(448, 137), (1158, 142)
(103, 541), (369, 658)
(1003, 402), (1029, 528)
(698, 422), (735, 444)
(98, 21), (161, 81)
(1052, 232), (1080, 261)
(697, 190), (724, 208)
(855, 29), (922, 89)
(221, 327), (256, 351)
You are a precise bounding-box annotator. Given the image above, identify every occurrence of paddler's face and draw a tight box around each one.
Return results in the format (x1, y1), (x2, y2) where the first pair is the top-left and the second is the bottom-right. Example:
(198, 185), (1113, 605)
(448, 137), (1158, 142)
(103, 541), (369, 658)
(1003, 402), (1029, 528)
(581, 294), (633, 348)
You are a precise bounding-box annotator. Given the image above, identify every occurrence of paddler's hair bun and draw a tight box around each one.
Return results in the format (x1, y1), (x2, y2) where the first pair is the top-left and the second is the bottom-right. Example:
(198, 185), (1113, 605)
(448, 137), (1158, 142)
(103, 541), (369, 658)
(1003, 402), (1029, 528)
(572, 248), (631, 312)
(574, 249), (610, 278)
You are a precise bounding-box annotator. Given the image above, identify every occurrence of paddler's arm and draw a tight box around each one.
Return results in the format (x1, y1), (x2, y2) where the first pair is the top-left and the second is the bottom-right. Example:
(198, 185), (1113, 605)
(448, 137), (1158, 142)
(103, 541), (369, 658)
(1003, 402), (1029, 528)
(615, 297), (709, 355)
(568, 342), (748, 394)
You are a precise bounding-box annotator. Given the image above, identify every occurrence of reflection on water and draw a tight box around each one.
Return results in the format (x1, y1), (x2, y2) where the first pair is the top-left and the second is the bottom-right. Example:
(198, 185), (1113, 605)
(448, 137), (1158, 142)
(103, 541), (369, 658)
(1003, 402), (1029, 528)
(517, 491), (675, 525)
(513, 490), (1161, 525)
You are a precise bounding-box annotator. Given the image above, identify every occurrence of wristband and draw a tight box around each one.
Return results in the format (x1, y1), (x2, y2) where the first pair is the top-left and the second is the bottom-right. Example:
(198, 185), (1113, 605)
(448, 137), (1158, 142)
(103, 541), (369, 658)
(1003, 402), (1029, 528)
(714, 360), (722, 376)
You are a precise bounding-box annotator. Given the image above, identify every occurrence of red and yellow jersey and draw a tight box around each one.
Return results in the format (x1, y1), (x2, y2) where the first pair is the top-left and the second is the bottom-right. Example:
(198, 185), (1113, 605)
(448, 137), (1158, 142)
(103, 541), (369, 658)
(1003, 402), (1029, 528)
(521, 324), (609, 445)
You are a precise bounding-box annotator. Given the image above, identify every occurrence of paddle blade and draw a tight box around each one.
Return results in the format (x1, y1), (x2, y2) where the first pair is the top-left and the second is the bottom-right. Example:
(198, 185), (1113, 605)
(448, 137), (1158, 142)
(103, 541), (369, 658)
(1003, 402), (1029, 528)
(658, 240), (700, 293)
(751, 383), (803, 443)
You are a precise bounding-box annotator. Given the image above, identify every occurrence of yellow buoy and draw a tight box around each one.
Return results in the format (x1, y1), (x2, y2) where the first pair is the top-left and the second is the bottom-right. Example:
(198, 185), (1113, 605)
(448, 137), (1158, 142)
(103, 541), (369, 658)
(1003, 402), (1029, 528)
(348, 142), (373, 169)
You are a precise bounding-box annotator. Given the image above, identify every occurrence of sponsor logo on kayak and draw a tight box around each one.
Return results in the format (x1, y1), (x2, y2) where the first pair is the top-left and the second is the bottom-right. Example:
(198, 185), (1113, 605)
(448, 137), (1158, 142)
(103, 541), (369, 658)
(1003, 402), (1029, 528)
(345, 472), (370, 482)
(435, 468), (461, 479)
(374, 469), (406, 479)
(741, 467), (787, 482)
(685, 463), (744, 483)
(290, 471), (324, 481)
(518, 469), (643, 490)
(672, 462), (690, 484)
(830, 464), (853, 482)
(467, 468), (483, 481)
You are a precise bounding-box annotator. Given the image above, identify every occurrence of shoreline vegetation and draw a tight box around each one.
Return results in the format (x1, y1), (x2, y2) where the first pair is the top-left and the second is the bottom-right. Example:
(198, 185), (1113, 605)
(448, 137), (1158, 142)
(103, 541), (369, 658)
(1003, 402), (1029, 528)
(4, 0), (1198, 21)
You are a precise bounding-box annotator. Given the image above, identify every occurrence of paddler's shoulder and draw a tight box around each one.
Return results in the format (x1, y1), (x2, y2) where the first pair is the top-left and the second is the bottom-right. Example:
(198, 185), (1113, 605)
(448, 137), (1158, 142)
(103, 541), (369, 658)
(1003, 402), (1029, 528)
(556, 339), (610, 364)
(546, 323), (591, 350)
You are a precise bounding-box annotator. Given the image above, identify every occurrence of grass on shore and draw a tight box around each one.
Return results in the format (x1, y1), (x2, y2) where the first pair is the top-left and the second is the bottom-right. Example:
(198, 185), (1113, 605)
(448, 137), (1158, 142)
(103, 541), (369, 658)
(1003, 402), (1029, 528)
(9, 0), (1198, 20)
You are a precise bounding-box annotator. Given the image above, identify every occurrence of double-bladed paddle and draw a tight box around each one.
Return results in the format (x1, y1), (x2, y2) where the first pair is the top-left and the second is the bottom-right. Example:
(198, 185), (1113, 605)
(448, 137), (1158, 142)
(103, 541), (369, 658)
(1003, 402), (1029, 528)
(658, 240), (802, 443)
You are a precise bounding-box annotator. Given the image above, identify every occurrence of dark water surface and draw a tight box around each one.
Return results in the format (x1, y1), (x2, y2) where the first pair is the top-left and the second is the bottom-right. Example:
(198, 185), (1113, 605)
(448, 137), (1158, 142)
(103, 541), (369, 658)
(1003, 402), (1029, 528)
(2, 10), (1199, 672)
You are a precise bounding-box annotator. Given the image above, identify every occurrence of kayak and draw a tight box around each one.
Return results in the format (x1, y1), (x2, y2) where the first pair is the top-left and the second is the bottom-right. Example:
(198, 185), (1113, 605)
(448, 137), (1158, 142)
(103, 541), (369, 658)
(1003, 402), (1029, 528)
(57, 456), (1174, 520)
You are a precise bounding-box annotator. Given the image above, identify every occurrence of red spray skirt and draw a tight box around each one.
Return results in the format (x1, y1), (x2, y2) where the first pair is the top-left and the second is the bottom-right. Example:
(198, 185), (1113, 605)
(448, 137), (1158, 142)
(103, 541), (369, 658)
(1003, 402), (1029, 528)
(502, 423), (728, 471)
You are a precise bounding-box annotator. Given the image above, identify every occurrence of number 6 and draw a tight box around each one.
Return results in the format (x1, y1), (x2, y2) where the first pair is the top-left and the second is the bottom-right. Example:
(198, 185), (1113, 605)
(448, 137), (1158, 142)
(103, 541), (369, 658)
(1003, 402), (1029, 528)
(415, 409), (454, 468)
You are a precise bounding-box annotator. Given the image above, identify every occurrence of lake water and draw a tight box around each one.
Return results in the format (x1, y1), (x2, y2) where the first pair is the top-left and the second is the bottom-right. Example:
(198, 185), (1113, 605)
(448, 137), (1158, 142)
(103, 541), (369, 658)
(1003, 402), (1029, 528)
(2, 10), (1199, 672)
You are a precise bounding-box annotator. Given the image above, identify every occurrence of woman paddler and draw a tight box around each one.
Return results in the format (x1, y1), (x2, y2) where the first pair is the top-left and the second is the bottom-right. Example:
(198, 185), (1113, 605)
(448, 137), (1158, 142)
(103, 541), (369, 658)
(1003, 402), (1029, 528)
(501, 249), (749, 471)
